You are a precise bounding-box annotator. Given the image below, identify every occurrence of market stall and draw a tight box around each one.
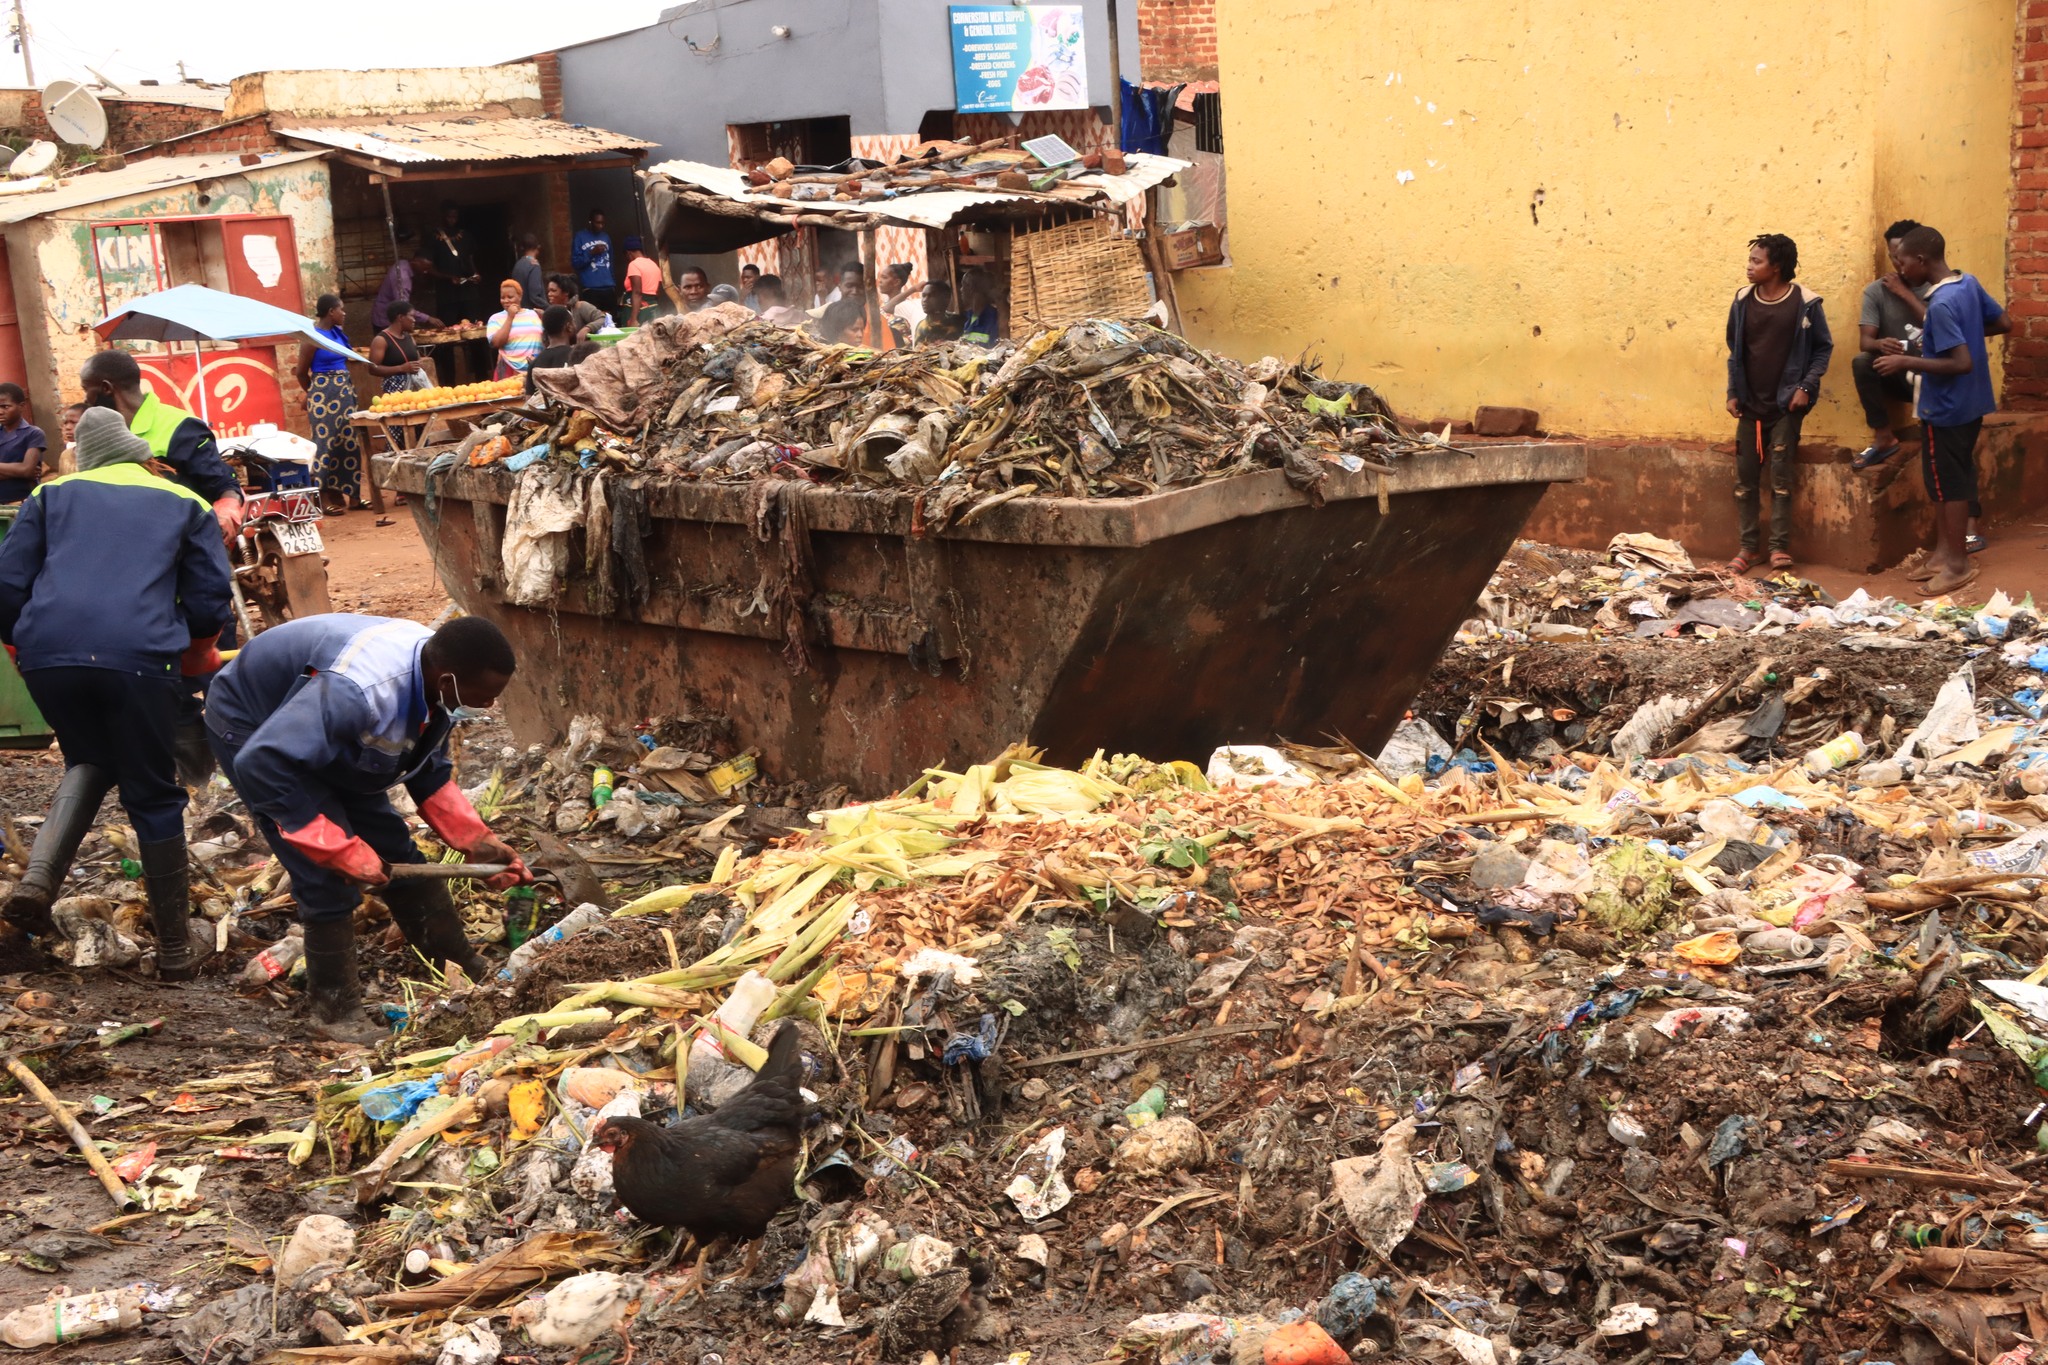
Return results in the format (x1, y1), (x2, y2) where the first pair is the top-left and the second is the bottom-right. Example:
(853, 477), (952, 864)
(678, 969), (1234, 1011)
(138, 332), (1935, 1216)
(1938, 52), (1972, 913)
(639, 140), (1188, 343)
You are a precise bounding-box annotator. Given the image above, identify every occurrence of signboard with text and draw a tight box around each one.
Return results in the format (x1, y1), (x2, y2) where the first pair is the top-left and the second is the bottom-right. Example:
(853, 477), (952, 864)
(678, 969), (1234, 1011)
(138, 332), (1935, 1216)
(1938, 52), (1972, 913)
(136, 347), (288, 440)
(950, 5), (1088, 114)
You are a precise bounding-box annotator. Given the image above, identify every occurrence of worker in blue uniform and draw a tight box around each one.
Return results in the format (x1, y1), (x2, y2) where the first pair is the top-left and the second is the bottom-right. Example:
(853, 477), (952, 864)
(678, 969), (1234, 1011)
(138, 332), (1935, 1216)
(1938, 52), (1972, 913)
(0, 408), (234, 978)
(79, 348), (250, 788)
(205, 613), (531, 1044)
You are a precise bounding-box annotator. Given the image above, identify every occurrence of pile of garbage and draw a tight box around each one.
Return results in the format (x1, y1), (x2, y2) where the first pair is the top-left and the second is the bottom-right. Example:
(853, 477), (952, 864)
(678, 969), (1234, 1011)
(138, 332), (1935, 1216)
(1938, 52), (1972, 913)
(19, 571), (2048, 1363)
(491, 309), (1441, 513)
(1415, 533), (2034, 768)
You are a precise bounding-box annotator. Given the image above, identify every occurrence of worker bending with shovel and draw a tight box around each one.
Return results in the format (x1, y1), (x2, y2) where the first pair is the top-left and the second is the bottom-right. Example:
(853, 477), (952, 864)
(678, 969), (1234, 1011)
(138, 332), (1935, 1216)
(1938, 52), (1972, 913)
(204, 614), (530, 1044)
(0, 408), (233, 977)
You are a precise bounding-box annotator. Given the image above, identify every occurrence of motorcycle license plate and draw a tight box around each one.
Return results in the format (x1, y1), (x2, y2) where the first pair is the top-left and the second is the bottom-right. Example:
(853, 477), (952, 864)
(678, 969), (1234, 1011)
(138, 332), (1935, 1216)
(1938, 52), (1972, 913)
(274, 521), (324, 557)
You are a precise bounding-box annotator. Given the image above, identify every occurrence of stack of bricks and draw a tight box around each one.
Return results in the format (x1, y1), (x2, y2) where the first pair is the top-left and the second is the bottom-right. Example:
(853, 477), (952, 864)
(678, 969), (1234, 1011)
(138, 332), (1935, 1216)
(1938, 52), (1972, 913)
(535, 53), (564, 119)
(2010, 0), (2048, 408)
(1137, 0), (1217, 81)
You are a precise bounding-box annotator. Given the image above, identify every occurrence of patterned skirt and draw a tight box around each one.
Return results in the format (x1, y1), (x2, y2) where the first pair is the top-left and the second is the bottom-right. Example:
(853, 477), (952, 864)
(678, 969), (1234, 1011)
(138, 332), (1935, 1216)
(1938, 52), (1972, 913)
(307, 369), (363, 501)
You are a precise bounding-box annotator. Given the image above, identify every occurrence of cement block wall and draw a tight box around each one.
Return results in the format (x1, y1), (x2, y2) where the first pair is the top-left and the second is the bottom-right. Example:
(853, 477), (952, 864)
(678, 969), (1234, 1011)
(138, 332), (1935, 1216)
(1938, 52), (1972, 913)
(1520, 412), (2048, 573)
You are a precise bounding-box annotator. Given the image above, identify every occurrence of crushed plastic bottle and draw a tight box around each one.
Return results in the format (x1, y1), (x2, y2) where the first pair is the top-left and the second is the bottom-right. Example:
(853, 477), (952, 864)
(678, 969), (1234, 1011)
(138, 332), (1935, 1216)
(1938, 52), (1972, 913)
(498, 902), (608, 982)
(0, 1288), (143, 1348)
(239, 928), (305, 987)
(1802, 731), (1865, 776)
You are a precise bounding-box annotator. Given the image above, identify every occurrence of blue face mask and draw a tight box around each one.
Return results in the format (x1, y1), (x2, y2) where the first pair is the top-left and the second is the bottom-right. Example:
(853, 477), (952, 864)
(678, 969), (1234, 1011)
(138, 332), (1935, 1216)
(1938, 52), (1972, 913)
(439, 673), (493, 722)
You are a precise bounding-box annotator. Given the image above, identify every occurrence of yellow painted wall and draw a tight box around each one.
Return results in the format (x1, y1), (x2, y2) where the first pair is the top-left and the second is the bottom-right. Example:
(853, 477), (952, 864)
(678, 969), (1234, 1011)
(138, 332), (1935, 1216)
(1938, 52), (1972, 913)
(1180, 1), (2016, 445)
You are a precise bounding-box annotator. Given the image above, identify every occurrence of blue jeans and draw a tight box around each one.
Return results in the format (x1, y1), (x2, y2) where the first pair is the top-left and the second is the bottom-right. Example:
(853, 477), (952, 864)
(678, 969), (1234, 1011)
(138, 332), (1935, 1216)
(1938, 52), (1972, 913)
(206, 728), (425, 923)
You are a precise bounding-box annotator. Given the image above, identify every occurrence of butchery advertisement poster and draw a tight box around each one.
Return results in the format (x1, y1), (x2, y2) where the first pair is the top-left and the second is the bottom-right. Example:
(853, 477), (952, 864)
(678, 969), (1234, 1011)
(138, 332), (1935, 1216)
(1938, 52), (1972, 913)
(950, 6), (1088, 114)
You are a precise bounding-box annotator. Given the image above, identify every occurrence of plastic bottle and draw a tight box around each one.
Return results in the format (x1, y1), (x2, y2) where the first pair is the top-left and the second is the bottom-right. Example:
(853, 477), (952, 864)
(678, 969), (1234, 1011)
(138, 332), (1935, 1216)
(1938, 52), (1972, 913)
(591, 768), (615, 810)
(1855, 757), (1919, 787)
(497, 902), (608, 982)
(276, 1214), (356, 1288)
(0, 1288), (143, 1348)
(687, 970), (779, 1103)
(504, 885), (540, 948)
(239, 929), (305, 987)
(1802, 731), (1866, 776)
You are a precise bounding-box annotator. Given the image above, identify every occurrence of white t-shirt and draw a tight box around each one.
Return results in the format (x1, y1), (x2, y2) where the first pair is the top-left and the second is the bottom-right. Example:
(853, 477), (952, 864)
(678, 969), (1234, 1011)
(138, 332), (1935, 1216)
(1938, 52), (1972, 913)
(892, 297), (926, 329)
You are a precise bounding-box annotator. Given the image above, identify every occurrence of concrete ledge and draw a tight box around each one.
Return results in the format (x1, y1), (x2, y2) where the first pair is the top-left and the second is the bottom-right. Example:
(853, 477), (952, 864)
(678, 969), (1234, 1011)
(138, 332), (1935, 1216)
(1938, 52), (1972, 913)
(1521, 412), (2048, 573)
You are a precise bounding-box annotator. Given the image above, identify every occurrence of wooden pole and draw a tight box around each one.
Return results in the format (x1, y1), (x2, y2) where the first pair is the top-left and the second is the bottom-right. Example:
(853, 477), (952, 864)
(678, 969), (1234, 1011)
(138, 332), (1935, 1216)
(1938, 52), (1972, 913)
(5, 1056), (134, 1209)
(860, 226), (886, 348)
(1105, 0), (1124, 152)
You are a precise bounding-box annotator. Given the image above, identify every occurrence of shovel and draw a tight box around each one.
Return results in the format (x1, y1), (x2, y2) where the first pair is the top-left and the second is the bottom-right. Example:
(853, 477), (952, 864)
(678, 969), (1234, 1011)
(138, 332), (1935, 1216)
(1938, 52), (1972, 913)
(385, 863), (512, 882)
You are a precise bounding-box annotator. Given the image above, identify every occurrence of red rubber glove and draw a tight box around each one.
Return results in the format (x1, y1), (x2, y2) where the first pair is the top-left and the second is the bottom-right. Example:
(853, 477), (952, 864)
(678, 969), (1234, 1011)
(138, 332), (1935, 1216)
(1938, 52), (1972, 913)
(180, 633), (223, 677)
(279, 815), (388, 886)
(213, 494), (246, 541)
(419, 783), (532, 890)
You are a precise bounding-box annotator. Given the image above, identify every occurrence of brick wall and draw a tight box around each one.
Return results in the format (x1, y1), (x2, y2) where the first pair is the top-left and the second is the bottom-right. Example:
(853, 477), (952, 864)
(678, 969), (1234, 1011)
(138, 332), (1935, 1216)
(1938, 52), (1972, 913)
(534, 52), (564, 119)
(1138, 0), (1217, 81)
(2011, 1), (2048, 407)
(106, 101), (232, 153)
(123, 115), (282, 164)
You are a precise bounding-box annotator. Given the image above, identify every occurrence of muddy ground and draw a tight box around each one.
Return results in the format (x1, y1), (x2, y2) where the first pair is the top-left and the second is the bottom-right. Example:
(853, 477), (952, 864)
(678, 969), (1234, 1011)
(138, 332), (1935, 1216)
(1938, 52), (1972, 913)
(1, 523), (2044, 1364)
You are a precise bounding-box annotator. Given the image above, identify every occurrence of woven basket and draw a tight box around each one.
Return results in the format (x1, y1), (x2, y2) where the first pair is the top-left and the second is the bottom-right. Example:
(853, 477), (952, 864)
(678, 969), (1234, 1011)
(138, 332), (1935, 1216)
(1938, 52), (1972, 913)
(1010, 219), (1152, 332)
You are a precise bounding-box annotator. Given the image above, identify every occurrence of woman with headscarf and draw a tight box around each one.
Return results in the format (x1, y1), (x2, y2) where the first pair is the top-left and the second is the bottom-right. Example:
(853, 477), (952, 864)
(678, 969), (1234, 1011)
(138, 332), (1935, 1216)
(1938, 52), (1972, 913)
(0, 407), (233, 978)
(487, 278), (545, 380)
(294, 294), (368, 514)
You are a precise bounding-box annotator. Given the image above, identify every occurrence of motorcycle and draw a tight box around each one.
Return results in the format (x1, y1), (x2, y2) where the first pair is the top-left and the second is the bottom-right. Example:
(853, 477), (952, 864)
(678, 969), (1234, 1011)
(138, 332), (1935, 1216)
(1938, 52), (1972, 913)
(217, 431), (332, 634)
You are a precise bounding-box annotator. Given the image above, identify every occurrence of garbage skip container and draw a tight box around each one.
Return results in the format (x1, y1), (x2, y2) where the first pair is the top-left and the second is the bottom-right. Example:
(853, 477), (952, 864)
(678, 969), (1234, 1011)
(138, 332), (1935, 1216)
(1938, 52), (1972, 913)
(0, 505), (50, 748)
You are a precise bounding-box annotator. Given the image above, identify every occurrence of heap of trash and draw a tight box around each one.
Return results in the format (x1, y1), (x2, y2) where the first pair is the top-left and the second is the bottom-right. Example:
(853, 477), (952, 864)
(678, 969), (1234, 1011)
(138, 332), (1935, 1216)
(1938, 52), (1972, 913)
(17, 562), (2048, 1364)
(443, 308), (1444, 515)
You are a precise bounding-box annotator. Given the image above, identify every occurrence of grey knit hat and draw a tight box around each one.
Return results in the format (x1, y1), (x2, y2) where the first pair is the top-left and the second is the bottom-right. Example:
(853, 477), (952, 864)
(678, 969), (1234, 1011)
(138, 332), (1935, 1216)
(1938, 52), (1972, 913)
(72, 407), (151, 471)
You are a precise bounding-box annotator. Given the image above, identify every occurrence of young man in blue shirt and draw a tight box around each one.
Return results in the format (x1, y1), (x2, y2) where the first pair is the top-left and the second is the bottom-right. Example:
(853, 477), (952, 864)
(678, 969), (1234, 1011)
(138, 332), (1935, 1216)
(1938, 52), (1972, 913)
(572, 210), (616, 317)
(0, 384), (46, 504)
(1874, 225), (2010, 596)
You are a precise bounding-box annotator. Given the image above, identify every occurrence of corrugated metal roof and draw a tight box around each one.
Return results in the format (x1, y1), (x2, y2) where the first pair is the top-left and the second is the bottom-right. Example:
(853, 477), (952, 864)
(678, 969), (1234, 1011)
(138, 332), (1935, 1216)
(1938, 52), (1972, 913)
(275, 116), (652, 165)
(0, 149), (328, 225)
(644, 151), (1189, 230)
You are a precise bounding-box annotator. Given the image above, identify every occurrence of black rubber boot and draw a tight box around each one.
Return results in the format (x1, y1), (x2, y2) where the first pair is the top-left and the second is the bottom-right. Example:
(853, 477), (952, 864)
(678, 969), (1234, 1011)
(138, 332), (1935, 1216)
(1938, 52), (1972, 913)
(173, 718), (216, 789)
(3, 765), (113, 936)
(383, 878), (490, 981)
(140, 836), (209, 982)
(301, 918), (386, 1047)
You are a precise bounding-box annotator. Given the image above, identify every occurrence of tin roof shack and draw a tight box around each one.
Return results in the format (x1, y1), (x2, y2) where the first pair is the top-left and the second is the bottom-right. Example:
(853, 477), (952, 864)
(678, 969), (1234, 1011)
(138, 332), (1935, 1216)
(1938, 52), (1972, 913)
(548, 0), (1140, 240)
(0, 150), (334, 436)
(642, 146), (1185, 339)
(123, 66), (652, 348)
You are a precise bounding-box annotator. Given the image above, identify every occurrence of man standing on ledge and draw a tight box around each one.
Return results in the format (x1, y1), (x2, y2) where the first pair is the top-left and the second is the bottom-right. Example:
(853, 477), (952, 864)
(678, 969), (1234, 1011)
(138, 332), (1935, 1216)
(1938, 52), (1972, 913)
(205, 614), (532, 1044)
(1723, 232), (1833, 576)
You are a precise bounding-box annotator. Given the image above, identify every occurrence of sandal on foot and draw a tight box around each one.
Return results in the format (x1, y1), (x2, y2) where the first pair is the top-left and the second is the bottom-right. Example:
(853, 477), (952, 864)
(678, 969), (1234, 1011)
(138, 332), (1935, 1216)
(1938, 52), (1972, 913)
(1726, 552), (1759, 575)
(1920, 565), (1980, 597)
(1967, 534), (1988, 555)
(1769, 551), (1795, 571)
(1899, 548), (1938, 581)
(1852, 442), (1902, 470)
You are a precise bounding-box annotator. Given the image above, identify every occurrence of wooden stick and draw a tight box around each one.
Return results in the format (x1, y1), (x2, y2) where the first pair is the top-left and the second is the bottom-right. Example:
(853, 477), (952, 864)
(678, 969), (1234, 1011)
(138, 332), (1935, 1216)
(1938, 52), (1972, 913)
(1820, 1158), (2027, 1194)
(4, 1056), (134, 1208)
(1014, 1021), (1281, 1069)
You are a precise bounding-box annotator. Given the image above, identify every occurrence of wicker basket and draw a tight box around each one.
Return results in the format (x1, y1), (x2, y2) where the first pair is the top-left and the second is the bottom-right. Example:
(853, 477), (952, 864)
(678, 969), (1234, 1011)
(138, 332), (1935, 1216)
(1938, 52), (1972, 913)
(1010, 219), (1152, 332)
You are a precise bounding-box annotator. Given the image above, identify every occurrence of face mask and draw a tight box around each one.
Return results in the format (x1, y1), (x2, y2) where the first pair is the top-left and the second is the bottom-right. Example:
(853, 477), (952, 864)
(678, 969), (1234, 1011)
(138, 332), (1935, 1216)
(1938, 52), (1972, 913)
(439, 673), (492, 722)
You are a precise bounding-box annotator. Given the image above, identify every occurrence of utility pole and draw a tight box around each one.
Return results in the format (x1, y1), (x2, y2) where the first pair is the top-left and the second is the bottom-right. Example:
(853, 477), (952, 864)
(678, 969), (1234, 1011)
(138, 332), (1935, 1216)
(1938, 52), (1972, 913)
(10, 0), (31, 87)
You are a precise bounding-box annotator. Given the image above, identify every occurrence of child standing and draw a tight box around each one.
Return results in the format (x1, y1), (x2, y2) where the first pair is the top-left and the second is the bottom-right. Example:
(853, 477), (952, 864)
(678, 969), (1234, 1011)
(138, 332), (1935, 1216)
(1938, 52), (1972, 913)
(1724, 233), (1834, 574)
(1875, 224), (2010, 596)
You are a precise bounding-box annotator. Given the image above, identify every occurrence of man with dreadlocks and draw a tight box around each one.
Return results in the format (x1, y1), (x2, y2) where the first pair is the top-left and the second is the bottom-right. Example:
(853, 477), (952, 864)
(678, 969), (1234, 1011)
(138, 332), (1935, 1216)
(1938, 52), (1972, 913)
(1723, 232), (1834, 575)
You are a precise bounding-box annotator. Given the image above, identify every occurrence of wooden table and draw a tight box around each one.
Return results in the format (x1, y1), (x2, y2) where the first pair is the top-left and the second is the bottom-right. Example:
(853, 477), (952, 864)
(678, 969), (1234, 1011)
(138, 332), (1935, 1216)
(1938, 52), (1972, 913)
(351, 398), (529, 513)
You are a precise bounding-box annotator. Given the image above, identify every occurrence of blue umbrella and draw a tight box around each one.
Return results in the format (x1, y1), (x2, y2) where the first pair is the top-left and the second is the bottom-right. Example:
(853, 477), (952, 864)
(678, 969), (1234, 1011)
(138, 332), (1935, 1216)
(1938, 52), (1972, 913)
(94, 284), (366, 426)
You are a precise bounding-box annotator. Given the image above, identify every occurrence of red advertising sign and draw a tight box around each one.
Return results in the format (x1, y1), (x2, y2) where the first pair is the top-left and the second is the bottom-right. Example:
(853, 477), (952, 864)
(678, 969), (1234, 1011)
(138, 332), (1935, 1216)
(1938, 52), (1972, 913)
(135, 348), (288, 438)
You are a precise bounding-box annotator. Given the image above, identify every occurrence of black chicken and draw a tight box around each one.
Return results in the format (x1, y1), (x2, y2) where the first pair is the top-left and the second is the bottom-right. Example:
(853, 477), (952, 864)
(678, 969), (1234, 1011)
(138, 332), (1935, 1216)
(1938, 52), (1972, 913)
(592, 1021), (808, 1287)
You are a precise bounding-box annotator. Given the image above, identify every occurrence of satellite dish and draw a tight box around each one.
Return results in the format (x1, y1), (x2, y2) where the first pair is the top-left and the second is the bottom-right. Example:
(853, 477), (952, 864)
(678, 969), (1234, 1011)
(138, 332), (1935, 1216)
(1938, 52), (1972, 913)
(43, 81), (108, 149)
(10, 141), (56, 177)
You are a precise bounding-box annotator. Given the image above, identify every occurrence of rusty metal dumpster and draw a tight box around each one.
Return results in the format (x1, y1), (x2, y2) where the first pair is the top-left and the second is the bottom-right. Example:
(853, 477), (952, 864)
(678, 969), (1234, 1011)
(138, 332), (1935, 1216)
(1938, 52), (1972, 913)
(378, 444), (1584, 793)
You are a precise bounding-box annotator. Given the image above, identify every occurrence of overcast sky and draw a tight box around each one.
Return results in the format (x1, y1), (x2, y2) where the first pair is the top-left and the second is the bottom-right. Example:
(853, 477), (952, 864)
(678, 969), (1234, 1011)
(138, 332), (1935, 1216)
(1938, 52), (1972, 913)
(15, 0), (665, 88)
